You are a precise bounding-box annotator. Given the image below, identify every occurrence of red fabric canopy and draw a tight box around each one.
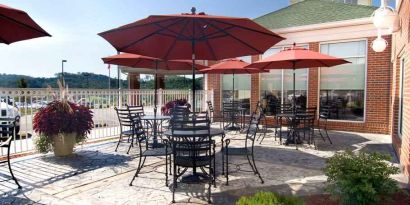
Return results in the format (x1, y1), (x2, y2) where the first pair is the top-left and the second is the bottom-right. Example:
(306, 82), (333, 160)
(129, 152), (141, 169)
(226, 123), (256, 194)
(102, 53), (207, 73)
(247, 47), (350, 70)
(0, 4), (50, 44)
(200, 58), (265, 74)
(98, 10), (284, 60)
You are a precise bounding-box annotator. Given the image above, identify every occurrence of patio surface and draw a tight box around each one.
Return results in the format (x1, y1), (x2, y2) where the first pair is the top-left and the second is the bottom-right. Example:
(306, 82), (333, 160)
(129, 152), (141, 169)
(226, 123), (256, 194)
(0, 129), (406, 205)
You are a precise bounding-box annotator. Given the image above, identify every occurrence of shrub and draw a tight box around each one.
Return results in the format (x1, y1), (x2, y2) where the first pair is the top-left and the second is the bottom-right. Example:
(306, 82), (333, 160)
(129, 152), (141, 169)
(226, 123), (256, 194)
(324, 150), (400, 205)
(236, 192), (305, 205)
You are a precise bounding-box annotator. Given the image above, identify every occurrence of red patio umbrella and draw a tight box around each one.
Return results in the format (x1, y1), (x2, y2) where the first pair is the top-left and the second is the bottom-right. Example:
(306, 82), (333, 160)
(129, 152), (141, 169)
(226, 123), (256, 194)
(200, 59), (265, 102)
(98, 7), (284, 112)
(102, 53), (207, 114)
(0, 4), (50, 44)
(247, 44), (350, 112)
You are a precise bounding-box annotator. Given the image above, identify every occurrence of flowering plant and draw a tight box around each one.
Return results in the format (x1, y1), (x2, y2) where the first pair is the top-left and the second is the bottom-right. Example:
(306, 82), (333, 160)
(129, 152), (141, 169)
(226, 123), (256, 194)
(161, 99), (191, 115)
(33, 81), (93, 153)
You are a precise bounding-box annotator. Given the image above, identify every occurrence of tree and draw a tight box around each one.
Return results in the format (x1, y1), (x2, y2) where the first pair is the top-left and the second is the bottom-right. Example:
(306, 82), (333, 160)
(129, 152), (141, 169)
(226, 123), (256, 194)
(17, 78), (28, 88)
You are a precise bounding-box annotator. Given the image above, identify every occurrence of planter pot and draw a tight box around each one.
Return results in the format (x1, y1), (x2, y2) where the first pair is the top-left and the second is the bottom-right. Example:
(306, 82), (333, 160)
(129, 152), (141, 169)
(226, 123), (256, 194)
(52, 133), (77, 157)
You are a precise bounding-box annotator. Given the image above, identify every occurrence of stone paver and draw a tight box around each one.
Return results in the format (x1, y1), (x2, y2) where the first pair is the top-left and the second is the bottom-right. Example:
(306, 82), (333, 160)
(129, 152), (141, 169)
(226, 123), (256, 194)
(0, 129), (404, 205)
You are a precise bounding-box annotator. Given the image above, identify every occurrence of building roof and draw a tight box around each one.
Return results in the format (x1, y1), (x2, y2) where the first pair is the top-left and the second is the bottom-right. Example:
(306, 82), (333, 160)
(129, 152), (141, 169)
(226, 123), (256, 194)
(254, 0), (377, 30)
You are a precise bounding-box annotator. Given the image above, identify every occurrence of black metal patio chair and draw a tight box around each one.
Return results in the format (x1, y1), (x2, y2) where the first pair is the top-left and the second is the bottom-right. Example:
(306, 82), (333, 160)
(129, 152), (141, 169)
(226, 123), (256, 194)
(129, 114), (172, 187)
(0, 117), (22, 189)
(206, 101), (222, 128)
(170, 117), (215, 204)
(114, 107), (143, 154)
(127, 104), (153, 139)
(222, 112), (263, 185)
(316, 107), (333, 145)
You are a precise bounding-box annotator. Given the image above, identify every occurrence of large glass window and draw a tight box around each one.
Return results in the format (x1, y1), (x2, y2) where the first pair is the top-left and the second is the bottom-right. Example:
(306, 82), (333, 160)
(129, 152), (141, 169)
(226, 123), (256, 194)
(260, 46), (308, 115)
(398, 58), (405, 137)
(320, 40), (366, 121)
(222, 56), (251, 114)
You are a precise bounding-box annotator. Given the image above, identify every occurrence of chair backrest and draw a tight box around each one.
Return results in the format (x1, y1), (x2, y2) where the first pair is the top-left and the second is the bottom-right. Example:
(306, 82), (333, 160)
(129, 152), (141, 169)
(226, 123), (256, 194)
(244, 112), (261, 148)
(0, 118), (18, 153)
(319, 107), (330, 120)
(115, 107), (133, 128)
(170, 117), (212, 168)
(276, 104), (293, 115)
(206, 101), (214, 113)
(126, 104), (145, 118)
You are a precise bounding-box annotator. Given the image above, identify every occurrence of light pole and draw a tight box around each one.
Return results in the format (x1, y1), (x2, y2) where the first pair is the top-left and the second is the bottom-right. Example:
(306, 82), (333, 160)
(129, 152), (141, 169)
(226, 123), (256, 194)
(61, 60), (67, 86)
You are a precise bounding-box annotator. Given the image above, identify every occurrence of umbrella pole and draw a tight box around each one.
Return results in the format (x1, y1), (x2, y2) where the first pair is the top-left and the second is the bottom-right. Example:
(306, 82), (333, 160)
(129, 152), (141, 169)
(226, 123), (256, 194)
(232, 73), (235, 102)
(191, 39), (196, 114)
(153, 60), (159, 147)
(293, 62), (296, 114)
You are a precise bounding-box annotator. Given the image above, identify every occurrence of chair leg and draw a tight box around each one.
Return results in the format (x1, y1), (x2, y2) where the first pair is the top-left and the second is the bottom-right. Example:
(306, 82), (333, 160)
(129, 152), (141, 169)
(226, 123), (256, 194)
(325, 129), (332, 144)
(8, 154), (21, 189)
(251, 154), (264, 184)
(172, 163), (177, 203)
(221, 138), (225, 175)
(115, 133), (123, 152)
(129, 155), (145, 186)
(208, 180), (212, 204)
(225, 153), (229, 185)
(169, 154), (172, 176)
(126, 136), (134, 154)
(165, 154), (169, 186)
(246, 155), (256, 173)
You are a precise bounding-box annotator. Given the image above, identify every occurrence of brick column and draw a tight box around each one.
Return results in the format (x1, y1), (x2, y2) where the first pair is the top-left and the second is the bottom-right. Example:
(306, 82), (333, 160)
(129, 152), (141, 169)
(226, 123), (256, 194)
(308, 42), (319, 109)
(250, 55), (261, 113)
(206, 61), (221, 113)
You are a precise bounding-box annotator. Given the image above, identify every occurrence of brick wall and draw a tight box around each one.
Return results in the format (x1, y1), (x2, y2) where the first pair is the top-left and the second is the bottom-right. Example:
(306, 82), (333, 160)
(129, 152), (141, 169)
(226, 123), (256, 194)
(391, 0), (410, 185)
(208, 36), (392, 135)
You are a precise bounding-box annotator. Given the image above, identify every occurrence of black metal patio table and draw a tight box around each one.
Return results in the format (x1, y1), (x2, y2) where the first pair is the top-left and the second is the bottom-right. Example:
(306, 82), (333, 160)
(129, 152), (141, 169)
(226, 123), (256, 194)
(140, 115), (171, 147)
(276, 112), (311, 147)
(163, 128), (225, 183)
(223, 107), (246, 131)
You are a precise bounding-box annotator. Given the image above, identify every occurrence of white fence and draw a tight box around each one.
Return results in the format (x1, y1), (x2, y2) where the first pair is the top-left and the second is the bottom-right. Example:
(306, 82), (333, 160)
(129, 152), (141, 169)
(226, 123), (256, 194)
(0, 88), (214, 156)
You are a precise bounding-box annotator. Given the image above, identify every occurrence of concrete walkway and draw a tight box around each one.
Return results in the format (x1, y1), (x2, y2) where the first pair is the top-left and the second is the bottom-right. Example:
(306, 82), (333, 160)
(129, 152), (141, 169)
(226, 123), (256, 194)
(0, 129), (404, 205)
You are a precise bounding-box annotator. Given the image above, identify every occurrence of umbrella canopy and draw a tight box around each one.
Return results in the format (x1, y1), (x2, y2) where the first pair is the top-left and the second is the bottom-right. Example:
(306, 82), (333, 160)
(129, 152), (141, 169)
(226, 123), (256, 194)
(102, 53), (208, 75)
(200, 58), (263, 74)
(246, 46), (350, 70)
(99, 7), (284, 112)
(98, 9), (284, 60)
(247, 45), (349, 112)
(0, 4), (50, 44)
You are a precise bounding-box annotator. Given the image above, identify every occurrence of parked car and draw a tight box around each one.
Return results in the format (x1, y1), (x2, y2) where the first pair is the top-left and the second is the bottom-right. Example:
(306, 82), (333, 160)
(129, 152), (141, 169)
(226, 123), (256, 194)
(0, 101), (21, 136)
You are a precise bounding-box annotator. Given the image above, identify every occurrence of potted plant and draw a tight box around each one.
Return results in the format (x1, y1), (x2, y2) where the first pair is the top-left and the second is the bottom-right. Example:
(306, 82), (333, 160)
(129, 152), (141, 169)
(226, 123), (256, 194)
(161, 99), (191, 115)
(33, 82), (93, 156)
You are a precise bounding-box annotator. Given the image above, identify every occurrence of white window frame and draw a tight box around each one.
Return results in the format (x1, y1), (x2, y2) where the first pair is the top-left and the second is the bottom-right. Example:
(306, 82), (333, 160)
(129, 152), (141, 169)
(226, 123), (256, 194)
(318, 38), (368, 123)
(398, 57), (405, 138)
(258, 44), (310, 107)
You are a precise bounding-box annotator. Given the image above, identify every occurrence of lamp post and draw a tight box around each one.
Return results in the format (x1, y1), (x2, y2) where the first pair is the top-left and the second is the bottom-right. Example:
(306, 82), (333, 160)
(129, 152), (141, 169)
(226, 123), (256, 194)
(61, 60), (67, 86)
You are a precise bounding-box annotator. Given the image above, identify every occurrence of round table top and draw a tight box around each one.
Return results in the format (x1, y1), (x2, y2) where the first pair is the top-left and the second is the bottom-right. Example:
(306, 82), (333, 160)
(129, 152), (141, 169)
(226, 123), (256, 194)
(163, 128), (224, 137)
(140, 115), (171, 120)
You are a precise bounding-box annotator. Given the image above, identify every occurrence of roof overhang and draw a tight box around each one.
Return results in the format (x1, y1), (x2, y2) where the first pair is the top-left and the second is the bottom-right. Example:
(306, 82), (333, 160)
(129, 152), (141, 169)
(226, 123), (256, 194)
(271, 17), (391, 46)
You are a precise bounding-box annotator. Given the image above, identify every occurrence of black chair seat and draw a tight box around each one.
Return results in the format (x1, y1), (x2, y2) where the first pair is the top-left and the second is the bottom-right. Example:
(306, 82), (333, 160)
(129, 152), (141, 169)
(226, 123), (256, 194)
(225, 147), (250, 155)
(121, 129), (144, 136)
(175, 156), (213, 167)
(142, 147), (171, 156)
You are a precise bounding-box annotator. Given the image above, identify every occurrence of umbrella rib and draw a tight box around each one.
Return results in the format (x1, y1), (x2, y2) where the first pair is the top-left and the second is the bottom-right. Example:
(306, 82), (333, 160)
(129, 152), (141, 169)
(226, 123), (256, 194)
(202, 19), (263, 54)
(196, 19), (218, 60)
(119, 18), (187, 51)
(198, 25), (235, 40)
(152, 21), (190, 40)
(212, 18), (284, 39)
(163, 18), (190, 59)
(0, 13), (50, 37)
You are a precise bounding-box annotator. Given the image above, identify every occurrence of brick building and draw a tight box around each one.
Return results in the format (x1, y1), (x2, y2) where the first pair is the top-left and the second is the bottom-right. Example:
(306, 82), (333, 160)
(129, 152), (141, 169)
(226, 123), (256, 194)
(207, 0), (393, 134)
(390, 0), (410, 186)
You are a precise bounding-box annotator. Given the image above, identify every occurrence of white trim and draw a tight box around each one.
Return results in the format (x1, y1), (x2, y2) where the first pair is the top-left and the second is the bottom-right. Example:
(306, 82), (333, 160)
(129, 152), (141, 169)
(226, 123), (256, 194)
(272, 18), (373, 33)
(318, 38), (368, 123)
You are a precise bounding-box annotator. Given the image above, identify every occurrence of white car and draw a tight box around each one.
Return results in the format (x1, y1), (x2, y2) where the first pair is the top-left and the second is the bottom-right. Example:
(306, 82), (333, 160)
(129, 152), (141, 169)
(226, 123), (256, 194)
(0, 102), (21, 135)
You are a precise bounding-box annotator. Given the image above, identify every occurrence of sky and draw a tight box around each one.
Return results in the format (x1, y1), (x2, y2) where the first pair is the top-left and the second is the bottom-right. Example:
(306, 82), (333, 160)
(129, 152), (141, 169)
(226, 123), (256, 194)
(0, 0), (386, 78)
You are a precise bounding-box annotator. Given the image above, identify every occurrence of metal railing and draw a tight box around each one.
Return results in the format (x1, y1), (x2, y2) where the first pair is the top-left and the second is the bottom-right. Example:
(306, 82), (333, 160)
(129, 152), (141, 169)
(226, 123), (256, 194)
(0, 88), (214, 156)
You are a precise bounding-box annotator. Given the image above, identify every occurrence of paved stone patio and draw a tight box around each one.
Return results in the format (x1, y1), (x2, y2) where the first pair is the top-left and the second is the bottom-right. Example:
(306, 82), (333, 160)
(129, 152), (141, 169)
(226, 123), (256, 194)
(0, 129), (405, 205)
